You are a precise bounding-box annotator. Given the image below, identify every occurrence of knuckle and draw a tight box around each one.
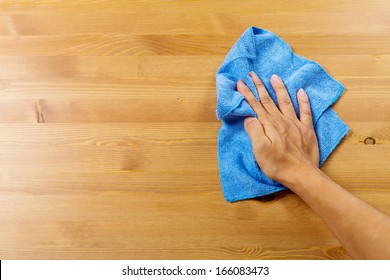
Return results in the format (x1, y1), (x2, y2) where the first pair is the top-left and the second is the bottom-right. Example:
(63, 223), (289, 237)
(301, 109), (312, 117)
(278, 99), (292, 108)
(260, 95), (273, 104)
(274, 83), (286, 91)
(254, 81), (265, 89)
(273, 119), (286, 132)
(308, 130), (317, 139)
(247, 98), (260, 108)
(280, 115), (291, 125)
(302, 127), (315, 139)
(284, 119), (293, 128)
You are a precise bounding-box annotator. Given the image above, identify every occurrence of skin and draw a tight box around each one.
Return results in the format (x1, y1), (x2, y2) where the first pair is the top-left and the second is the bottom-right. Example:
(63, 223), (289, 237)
(237, 71), (390, 259)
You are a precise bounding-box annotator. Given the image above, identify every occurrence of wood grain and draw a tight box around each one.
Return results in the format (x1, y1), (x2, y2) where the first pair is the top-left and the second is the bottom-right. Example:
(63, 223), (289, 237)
(0, 0), (389, 260)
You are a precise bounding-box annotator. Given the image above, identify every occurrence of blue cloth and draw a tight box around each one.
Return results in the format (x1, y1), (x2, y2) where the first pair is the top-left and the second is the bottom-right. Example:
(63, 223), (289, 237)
(216, 26), (349, 202)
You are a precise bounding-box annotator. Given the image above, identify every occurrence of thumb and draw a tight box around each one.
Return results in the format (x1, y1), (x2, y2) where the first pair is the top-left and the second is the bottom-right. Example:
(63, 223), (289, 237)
(244, 117), (265, 141)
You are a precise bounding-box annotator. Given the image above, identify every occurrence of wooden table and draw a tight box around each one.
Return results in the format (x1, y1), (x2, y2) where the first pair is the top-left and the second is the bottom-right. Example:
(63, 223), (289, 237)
(0, 0), (389, 260)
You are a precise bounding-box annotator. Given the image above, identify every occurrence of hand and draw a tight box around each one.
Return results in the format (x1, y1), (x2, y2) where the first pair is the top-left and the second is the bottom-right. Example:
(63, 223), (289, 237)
(237, 72), (319, 187)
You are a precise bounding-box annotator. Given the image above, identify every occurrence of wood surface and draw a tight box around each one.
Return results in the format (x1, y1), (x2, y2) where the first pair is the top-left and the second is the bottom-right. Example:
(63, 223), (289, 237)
(0, 0), (389, 260)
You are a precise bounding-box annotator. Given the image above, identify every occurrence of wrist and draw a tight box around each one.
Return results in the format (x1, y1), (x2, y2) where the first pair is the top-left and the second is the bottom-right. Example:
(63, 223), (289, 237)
(282, 160), (320, 193)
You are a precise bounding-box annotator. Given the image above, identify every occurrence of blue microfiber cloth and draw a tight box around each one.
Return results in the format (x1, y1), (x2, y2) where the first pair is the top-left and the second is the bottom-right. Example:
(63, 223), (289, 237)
(216, 26), (349, 202)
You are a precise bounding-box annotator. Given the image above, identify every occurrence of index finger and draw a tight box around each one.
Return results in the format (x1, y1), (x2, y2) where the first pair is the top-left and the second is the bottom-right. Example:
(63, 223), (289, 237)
(237, 79), (269, 121)
(249, 71), (280, 116)
(297, 88), (314, 128)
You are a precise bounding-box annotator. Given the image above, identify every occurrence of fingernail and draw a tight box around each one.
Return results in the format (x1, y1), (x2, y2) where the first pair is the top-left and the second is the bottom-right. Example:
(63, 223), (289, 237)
(237, 79), (246, 91)
(244, 117), (256, 125)
(249, 71), (256, 77)
(271, 74), (281, 84)
(298, 88), (306, 97)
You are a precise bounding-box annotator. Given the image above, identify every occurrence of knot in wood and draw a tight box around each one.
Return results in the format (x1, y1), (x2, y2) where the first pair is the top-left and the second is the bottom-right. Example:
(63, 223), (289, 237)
(364, 137), (376, 145)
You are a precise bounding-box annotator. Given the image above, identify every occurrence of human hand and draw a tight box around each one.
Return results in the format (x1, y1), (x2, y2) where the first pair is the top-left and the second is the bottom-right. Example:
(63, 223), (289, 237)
(237, 72), (319, 187)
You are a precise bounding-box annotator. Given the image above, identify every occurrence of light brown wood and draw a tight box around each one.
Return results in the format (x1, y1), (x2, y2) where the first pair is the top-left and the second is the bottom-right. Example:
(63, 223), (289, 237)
(0, 0), (389, 260)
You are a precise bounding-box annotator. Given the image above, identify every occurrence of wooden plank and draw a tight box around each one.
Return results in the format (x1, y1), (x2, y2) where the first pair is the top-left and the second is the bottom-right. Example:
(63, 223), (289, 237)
(0, 247), (349, 260)
(0, 98), (217, 123)
(0, 55), (389, 80)
(346, 121), (390, 145)
(0, 77), (216, 100)
(0, 170), (220, 196)
(334, 95), (390, 121)
(1, 35), (389, 56)
(0, 122), (388, 183)
(1, 0), (388, 15)
(0, 99), (37, 122)
(0, 123), (218, 172)
(0, 192), (344, 259)
(0, 10), (389, 36)
(0, 76), (390, 100)
(0, 142), (387, 174)
(0, 122), (387, 145)
(0, 95), (388, 123)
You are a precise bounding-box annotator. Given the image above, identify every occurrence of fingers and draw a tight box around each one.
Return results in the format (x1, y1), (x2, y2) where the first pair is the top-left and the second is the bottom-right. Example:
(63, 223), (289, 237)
(237, 79), (268, 120)
(249, 71), (279, 115)
(297, 88), (313, 128)
(238, 73), (312, 130)
(270, 74), (297, 120)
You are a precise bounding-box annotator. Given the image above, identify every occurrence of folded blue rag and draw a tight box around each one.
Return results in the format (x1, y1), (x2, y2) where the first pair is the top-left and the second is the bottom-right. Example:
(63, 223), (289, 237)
(216, 26), (349, 202)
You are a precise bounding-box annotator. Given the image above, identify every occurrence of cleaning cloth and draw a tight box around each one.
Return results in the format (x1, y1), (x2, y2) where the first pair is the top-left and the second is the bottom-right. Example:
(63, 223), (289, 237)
(216, 26), (349, 202)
